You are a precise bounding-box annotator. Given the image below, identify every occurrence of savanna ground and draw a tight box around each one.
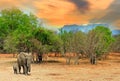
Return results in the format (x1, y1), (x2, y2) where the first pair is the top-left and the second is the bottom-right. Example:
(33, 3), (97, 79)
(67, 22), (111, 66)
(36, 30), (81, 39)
(0, 53), (120, 81)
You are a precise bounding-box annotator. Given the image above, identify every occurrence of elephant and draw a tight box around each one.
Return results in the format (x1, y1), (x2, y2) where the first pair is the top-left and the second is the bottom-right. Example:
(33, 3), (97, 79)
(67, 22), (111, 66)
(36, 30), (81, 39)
(17, 52), (32, 75)
(13, 63), (19, 74)
(90, 54), (96, 64)
(65, 53), (81, 65)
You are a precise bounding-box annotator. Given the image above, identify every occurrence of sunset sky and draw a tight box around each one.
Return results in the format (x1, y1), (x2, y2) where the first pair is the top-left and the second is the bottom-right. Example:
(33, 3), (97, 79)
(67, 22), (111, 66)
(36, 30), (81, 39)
(0, 0), (120, 29)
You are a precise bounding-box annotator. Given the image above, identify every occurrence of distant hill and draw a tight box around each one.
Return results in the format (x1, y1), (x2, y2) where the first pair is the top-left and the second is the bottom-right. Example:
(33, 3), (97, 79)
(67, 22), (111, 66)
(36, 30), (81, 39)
(112, 30), (120, 35)
(61, 24), (109, 32)
(60, 24), (120, 35)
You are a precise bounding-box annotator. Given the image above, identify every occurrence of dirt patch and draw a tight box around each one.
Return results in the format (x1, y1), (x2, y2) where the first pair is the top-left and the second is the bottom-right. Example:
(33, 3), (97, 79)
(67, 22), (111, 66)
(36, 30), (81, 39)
(47, 73), (61, 76)
(0, 54), (17, 58)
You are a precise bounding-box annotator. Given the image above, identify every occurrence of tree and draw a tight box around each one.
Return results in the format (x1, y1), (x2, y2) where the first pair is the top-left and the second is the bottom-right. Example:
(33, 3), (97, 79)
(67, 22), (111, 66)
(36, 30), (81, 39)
(28, 27), (63, 62)
(0, 8), (39, 53)
(73, 31), (87, 55)
(60, 30), (86, 64)
(86, 26), (114, 64)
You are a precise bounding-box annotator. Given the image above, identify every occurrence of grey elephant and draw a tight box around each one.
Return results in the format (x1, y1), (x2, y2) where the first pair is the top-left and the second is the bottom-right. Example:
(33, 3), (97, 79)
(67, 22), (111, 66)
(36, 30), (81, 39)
(13, 63), (19, 74)
(17, 52), (32, 75)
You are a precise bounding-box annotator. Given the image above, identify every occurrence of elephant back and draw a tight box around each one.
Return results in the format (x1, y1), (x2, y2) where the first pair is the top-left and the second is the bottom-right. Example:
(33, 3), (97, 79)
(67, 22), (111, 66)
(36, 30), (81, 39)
(18, 52), (32, 57)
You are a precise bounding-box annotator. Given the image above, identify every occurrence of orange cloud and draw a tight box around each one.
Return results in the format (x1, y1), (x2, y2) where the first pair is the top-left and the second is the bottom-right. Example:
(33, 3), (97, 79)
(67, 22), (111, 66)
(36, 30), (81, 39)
(0, 0), (19, 9)
(89, 0), (114, 10)
(34, 0), (75, 21)
(0, 0), (116, 27)
(33, 0), (114, 26)
(88, 0), (114, 18)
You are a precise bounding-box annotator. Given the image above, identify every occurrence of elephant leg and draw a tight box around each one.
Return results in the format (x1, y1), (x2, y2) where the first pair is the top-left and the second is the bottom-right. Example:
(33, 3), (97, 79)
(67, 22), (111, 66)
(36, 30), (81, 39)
(66, 59), (68, 64)
(68, 58), (71, 65)
(16, 70), (18, 74)
(14, 70), (15, 74)
(66, 57), (70, 65)
(24, 65), (28, 75)
(18, 65), (21, 74)
(15, 70), (18, 74)
(26, 66), (29, 75)
(15, 69), (17, 74)
(14, 69), (16, 74)
(26, 67), (28, 74)
(28, 65), (31, 72)
(74, 58), (79, 65)
(27, 65), (31, 73)
(22, 65), (25, 74)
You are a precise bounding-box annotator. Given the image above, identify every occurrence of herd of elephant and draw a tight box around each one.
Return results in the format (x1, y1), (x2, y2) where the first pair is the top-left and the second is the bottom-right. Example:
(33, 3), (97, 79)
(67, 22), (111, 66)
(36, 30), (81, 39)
(12, 52), (96, 75)
(13, 52), (32, 75)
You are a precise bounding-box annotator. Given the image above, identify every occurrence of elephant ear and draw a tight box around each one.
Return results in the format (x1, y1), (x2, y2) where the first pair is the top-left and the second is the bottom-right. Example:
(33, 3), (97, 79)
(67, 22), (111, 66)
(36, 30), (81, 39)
(25, 53), (32, 59)
(23, 52), (31, 57)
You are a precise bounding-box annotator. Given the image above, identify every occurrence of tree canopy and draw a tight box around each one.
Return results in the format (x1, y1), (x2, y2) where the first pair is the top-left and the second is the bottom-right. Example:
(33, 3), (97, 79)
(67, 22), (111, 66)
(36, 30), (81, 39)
(87, 26), (114, 57)
(0, 8), (62, 54)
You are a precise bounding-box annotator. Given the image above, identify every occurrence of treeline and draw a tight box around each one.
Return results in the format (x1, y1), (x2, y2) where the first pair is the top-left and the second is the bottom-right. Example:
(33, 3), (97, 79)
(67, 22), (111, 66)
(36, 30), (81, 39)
(110, 35), (120, 53)
(0, 8), (120, 64)
(0, 8), (62, 54)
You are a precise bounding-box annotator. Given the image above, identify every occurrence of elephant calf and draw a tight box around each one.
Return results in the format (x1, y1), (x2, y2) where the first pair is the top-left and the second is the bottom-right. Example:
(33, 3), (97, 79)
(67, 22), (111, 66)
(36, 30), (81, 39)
(13, 63), (19, 74)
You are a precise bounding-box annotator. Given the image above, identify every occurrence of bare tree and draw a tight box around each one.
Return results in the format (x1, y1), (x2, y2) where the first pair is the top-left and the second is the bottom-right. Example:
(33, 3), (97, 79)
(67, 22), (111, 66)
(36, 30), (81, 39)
(85, 26), (114, 64)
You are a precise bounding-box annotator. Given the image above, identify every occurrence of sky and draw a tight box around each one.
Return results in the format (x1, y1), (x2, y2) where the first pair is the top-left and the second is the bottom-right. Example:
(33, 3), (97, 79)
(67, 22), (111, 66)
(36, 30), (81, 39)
(0, 0), (120, 29)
